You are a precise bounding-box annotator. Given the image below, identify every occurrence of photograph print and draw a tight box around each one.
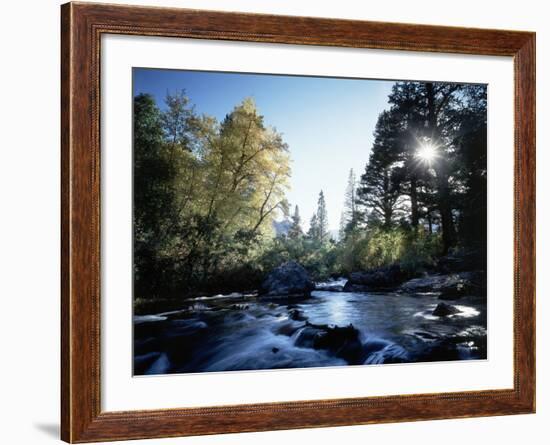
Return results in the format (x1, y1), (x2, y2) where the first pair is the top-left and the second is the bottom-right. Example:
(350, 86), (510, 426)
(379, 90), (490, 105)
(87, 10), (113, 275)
(133, 68), (487, 376)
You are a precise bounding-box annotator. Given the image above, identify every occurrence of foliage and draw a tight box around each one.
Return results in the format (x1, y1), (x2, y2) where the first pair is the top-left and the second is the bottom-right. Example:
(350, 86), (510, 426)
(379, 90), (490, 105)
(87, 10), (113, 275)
(134, 79), (486, 304)
(357, 82), (487, 253)
(288, 205), (303, 239)
(336, 226), (441, 275)
(258, 235), (338, 281)
(134, 93), (290, 299)
(340, 169), (360, 238)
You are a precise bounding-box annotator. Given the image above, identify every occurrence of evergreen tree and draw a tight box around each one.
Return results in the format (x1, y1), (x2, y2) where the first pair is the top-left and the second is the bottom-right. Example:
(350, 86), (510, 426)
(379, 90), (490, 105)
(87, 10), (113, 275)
(357, 110), (404, 228)
(388, 81), (464, 251)
(338, 211), (347, 241)
(316, 190), (329, 243)
(342, 168), (360, 234)
(307, 213), (320, 240)
(288, 205), (303, 238)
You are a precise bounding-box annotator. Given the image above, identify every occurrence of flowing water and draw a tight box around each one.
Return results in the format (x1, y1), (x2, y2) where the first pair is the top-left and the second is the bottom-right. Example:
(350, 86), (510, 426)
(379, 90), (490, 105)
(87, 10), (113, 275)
(134, 283), (487, 375)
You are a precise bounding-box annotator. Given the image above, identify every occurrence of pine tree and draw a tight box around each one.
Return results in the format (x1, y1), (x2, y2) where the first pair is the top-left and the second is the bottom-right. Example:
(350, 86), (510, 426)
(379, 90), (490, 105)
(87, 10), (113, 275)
(316, 190), (329, 243)
(338, 211), (347, 241)
(288, 205), (303, 238)
(307, 213), (319, 240)
(356, 110), (404, 228)
(342, 169), (360, 235)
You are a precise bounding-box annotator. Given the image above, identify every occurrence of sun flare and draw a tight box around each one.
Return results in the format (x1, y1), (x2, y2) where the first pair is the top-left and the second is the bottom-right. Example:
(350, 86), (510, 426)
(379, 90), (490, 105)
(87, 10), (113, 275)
(416, 143), (438, 163)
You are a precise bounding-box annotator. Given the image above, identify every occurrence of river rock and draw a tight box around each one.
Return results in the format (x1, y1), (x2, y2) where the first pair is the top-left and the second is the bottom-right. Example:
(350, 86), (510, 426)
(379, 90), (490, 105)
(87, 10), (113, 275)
(294, 322), (365, 364)
(414, 340), (461, 362)
(315, 278), (347, 292)
(315, 283), (345, 292)
(288, 308), (307, 321)
(399, 271), (484, 299)
(343, 264), (408, 292)
(432, 302), (460, 317)
(439, 271), (485, 299)
(364, 343), (410, 364)
(259, 261), (315, 298)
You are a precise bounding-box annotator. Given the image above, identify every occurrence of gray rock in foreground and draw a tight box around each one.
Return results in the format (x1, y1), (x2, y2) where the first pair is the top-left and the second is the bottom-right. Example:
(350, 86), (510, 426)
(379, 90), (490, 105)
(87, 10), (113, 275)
(259, 261), (315, 298)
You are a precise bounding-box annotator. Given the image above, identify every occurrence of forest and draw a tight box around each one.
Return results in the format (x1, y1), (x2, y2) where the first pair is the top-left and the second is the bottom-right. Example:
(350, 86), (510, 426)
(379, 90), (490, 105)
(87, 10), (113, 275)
(133, 76), (488, 374)
(134, 80), (486, 312)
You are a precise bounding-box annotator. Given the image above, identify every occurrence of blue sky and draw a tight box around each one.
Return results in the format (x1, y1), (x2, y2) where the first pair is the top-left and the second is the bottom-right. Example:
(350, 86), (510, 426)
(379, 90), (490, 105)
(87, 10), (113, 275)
(134, 68), (394, 231)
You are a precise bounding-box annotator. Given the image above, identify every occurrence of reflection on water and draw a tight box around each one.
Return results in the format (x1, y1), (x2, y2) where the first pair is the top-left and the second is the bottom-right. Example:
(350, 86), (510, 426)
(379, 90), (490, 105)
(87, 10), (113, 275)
(134, 289), (487, 375)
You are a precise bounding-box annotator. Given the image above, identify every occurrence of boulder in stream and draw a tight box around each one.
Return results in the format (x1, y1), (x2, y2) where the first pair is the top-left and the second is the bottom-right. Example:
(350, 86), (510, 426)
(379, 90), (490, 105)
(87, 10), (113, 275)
(432, 302), (461, 317)
(260, 261), (315, 299)
(343, 264), (408, 292)
(399, 271), (485, 299)
(294, 322), (365, 364)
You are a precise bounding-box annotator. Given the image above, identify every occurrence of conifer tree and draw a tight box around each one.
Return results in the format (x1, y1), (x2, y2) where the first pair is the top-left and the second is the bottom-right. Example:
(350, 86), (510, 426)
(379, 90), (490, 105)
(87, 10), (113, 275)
(288, 205), (303, 238)
(316, 190), (329, 243)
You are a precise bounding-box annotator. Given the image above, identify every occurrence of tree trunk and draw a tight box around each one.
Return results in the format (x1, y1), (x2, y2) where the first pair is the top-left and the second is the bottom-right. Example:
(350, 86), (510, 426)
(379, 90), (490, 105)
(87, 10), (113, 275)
(410, 177), (419, 227)
(436, 175), (456, 253)
(425, 82), (456, 252)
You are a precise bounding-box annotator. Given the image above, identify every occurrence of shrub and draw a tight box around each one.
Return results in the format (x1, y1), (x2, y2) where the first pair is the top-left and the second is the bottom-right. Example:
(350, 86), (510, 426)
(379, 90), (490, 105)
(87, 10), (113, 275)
(337, 226), (441, 275)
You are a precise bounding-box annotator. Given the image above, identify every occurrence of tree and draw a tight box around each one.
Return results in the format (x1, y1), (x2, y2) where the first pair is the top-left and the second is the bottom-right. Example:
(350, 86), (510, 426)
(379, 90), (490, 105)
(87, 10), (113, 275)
(453, 85), (487, 248)
(133, 94), (292, 297)
(307, 213), (320, 240)
(316, 190), (329, 243)
(133, 93), (195, 298)
(338, 211), (347, 241)
(357, 110), (405, 228)
(341, 169), (360, 236)
(161, 90), (196, 151)
(288, 205), (303, 239)
(387, 81), (471, 252)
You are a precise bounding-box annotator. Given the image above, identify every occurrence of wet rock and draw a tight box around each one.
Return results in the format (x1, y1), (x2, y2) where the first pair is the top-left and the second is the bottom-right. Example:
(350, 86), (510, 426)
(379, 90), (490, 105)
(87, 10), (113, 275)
(414, 340), (461, 362)
(399, 271), (485, 298)
(293, 325), (323, 348)
(364, 344), (410, 364)
(432, 302), (461, 317)
(439, 271), (486, 299)
(315, 278), (347, 292)
(260, 261), (315, 298)
(133, 351), (161, 375)
(400, 274), (448, 293)
(275, 320), (303, 337)
(288, 308), (307, 321)
(316, 283), (344, 292)
(343, 264), (408, 292)
(362, 338), (391, 356)
(294, 322), (365, 364)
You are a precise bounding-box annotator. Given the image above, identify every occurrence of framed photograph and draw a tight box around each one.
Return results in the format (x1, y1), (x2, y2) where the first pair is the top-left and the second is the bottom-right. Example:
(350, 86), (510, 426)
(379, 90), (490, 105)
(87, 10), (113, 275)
(61, 2), (535, 442)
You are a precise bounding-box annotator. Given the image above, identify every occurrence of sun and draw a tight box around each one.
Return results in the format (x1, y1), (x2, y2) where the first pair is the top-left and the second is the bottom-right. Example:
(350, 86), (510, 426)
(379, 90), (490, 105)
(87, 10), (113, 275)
(416, 143), (438, 164)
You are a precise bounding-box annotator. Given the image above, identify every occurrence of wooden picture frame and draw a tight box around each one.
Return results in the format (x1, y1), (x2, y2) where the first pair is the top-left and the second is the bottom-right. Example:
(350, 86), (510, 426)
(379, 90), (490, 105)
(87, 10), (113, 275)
(61, 2), (535, 442)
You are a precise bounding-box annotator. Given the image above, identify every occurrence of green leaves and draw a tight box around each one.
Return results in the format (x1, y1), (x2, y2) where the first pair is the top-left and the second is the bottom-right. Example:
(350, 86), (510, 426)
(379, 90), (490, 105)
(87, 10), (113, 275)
(134, 94), (291, 298)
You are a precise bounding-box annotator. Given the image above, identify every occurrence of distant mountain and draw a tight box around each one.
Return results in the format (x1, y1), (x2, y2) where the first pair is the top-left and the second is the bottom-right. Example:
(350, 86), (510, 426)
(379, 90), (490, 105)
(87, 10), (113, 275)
(272, 219), (292, 237)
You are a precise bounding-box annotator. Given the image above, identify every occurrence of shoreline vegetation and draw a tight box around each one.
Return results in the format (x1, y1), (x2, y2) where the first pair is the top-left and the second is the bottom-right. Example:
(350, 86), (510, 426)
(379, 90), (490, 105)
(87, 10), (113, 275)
(133, 77), (487, 373)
